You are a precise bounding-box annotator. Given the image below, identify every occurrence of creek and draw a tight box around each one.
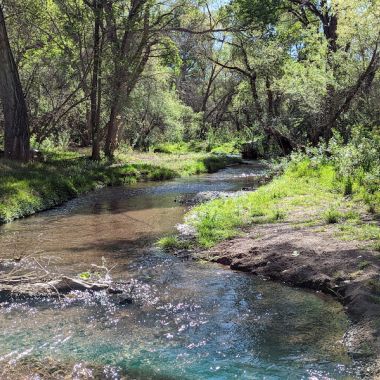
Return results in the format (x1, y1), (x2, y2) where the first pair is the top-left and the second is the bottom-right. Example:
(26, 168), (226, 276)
(0, 164), (358, 379)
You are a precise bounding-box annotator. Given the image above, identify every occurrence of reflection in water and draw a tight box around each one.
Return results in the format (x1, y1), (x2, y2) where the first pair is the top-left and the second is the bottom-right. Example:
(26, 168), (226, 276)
(0, 165), (358, 379)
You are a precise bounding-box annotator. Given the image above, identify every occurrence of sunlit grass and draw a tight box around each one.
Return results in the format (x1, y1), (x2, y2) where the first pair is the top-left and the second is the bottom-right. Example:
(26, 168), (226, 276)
(116, 151), (241, 176)
(157, 236), (192, 251)
(186, 160), (380, 248)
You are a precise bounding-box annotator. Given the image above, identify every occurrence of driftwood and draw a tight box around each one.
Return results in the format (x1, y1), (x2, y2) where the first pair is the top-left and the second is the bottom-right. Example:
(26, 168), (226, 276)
(0, 276), (114, 300)
(0, 257), (124, 301)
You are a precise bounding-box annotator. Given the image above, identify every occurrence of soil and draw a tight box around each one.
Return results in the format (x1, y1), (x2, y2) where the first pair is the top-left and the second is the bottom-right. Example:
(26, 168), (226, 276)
(193, 222), (380, 378)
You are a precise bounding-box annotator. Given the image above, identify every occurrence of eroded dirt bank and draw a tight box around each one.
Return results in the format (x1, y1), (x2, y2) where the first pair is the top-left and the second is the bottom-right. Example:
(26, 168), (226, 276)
(194, 222), (380, 377)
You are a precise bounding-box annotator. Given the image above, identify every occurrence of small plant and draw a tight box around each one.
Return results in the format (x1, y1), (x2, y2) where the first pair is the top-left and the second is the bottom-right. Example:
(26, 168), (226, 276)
(343, 177), (353, 196)
(344, 210), (359, 220)
(368, 279), (380, 293)
(358, 260), (371, 270)
(271, 209), (286, 221)
(157, 236), (191, 251)
(368, 204), (376, 214)
(79, 272), (91, 280)
(324, 209), (342, 224)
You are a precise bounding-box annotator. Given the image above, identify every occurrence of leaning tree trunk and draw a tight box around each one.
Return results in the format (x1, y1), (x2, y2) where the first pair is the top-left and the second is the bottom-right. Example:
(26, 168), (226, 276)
(0, 6), (30, 161)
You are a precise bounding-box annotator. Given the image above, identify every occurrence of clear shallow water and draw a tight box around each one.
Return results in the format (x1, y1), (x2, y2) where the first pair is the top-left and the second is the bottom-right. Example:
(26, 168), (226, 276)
(0, 164), (358, 379)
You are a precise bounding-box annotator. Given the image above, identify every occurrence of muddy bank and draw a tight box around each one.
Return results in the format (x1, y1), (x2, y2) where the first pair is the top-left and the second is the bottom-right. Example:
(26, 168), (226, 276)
(193, 222), (380, 377)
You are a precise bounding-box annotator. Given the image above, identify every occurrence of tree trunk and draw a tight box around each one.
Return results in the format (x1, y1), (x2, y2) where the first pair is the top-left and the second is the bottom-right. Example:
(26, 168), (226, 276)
(104, 90), (123, 159)
(89, 0), (104, 161)
(249, 73), (293, 154)
(0, 6), (30, 161)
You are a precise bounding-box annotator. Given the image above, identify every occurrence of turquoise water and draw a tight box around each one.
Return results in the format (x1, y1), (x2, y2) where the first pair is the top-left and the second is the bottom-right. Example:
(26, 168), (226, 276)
(0, 165), (359, 379)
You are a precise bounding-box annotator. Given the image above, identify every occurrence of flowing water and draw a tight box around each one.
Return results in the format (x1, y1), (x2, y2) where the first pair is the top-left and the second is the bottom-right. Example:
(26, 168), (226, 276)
(0, 164), (359, 379)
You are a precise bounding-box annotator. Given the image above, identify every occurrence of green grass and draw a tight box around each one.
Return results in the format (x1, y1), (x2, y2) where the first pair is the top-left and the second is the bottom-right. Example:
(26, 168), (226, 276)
(324, 209), (343, 224)
(336, 222), (380, 242)
(157, 236), (192, 251)
(210, 141), (240, 154)
(0, 150), (241, 223)
(152, 142), (192, 154)
(117, 151), (241, 176)
(151, 140), (241, 155)
(185, 159), (380, 248)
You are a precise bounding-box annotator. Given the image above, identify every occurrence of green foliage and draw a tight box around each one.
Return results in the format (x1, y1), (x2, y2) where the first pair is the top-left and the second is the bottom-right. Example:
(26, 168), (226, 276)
(203, 155), (241, 173)
(158, 37), (183, 73)
(324, 209), (343, 224)
(153, 142), (191, 154)
(79, 272), (91, 280)
(229, 0), (282, 27)
(157, 236), (191, 251)
(358, 261), (371, 270)
(329, 126), (380, 198)
(186, 133), (380, 247)
(210, 141), (241, 154)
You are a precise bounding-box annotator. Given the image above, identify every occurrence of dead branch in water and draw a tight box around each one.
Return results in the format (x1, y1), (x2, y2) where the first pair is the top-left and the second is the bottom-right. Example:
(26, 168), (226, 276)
(0, 256), (121, 300)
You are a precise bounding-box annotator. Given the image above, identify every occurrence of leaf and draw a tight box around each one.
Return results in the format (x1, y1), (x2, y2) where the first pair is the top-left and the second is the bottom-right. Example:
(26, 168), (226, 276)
(79, 272), (91, 280)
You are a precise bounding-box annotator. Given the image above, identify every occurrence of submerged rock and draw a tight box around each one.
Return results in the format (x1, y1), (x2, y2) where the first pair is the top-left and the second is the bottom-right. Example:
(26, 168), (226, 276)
(179, 190), (251, 206)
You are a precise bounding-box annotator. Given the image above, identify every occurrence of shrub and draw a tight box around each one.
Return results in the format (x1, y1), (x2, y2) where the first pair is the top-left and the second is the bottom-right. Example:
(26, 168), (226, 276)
(324, 209), (342, 224)
(157, 236), (191, 251)
(153, 142), (189, 154)
(271, 209), (286, 221)
(210, 141), (241, 154)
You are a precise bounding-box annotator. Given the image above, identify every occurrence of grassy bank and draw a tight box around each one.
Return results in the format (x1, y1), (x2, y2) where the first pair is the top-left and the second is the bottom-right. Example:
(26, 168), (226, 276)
(0, 151), (241, 224)
(118, 151), (241, 175)
(182, 158), (380, 249)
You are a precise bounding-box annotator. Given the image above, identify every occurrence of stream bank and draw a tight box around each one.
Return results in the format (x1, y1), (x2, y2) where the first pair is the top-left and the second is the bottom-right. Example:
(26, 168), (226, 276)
(176, 161), (380, 378)
(193, 223), (380, 377)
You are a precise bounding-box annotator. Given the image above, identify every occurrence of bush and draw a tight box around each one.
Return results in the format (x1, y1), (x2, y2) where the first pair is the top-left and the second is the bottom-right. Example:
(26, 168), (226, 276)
(324, 209), (342, 224)
(210, 141), (241, 154)
(157, 236), (191, 251)
(330, 126), (380, 196)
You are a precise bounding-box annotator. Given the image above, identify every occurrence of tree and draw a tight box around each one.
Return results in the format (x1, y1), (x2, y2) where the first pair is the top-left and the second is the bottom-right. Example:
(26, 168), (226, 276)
(102, 0), (196, 159)
(0, 5), (30, 161)
(223, 0), (380, 148)
(84, 0), (105, 160)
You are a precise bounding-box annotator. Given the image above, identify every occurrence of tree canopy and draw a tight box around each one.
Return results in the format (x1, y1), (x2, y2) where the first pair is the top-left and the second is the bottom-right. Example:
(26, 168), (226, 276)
(0, 0), (379, 159)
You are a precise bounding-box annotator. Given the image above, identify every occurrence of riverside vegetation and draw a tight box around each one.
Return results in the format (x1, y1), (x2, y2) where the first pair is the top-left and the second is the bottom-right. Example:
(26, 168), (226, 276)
(160, 127), (380, 251)
(0, 146), (241, 223)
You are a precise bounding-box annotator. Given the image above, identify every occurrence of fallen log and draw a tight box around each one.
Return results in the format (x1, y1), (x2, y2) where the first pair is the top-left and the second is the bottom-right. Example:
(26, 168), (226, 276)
(0, 257), (127, 302)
